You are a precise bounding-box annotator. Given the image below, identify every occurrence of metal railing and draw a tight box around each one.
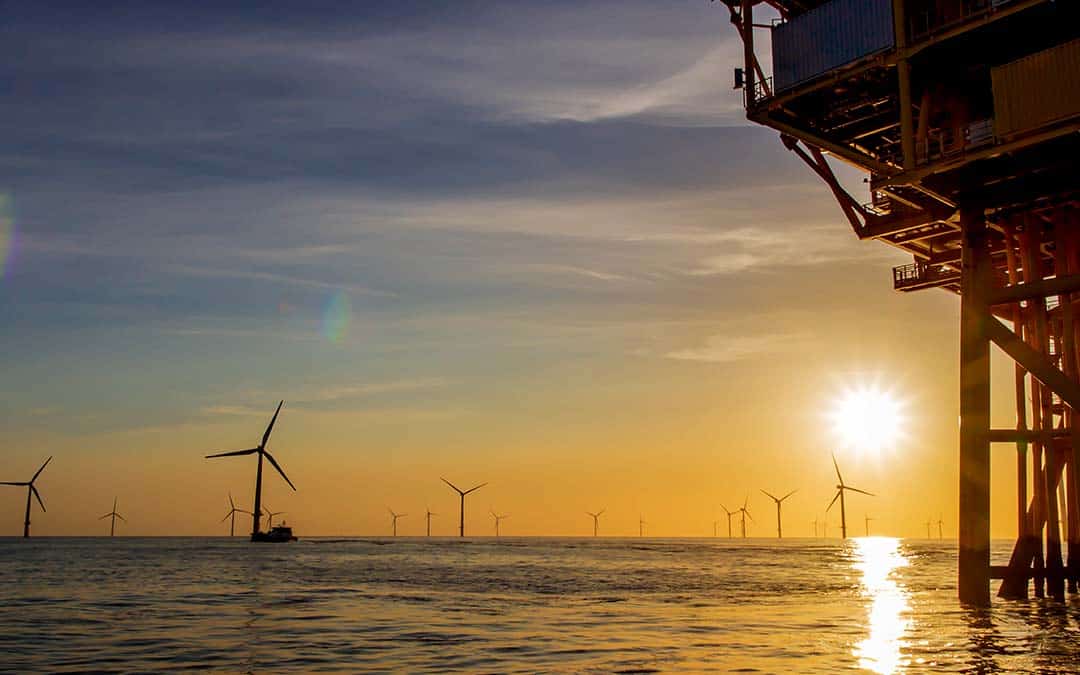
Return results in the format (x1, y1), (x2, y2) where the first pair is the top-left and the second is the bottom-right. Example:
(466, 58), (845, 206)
(744, 76), (774, 108)
(893, 262), (959, 290)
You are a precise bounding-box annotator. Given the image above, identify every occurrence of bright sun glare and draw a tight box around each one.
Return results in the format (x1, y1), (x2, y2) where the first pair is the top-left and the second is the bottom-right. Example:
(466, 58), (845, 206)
(829, 385), (906, 454)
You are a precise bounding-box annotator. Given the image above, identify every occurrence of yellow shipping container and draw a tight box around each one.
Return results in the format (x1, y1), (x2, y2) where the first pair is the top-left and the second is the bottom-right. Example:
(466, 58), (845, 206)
(992, 38), (1080, 139)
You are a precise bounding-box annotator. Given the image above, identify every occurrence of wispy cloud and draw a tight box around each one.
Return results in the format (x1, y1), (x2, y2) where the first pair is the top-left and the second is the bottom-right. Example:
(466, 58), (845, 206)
(665, 332), (812, 364)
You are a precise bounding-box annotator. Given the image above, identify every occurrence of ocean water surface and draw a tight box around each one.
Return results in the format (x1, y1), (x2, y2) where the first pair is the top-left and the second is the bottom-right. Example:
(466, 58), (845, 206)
(1, 537), (1078, 672)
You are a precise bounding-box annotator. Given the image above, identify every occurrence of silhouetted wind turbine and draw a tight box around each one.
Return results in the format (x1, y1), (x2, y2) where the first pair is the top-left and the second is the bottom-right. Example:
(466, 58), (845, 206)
(425, 507), (436, 537)
(99, 497), (126, 537)
(737, 496), (752, 538)
(719, 504), (735, 538)
(221, 493), (252, 537)
(826, 453), (873, 539)
(490, 509), (508, 537)
(389, 508), (406, 536)
(712, 519), (719, 537)
(0, 456), (51, 537)
(263, 505), (286, 528)
(864, 515), (873, 537)
(937, 514), (944, 539)
(586, 509), (605, 536)
(812, 518), (820, 537)
(441, 478), (486, 537)
(760, 489), (796, 538)
(639, 514), (646, 537)
(925, 519), (932, 539)
(205, 401), (295, 539)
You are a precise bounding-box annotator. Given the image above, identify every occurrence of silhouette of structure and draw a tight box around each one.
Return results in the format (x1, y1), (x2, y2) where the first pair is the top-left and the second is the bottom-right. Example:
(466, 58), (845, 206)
(938, 514), (945, 539)
(441, 477), (486, 537)
(221, 493), (252, 537)
(98, 497), (126, 537)
(388, 508), (406, 536)
(639, 514), (647, 537)
(926, 520), (933, 539)
(1, 456), (51, 537)
(865, 515), (874, 537)
(760, 489), (797, 538)
(586, 509), (605, 537)
(717, 0), (1080, 605)
(426, 507), (436, 537)
(827, 454), (873, 538)
(490, 509), (508, 537)
(205, 401), (296, 541)
(712, 519), (719, 537)
(812, 518), (821, 538)
(737, 497), (753, 538)
(719, 504), (736, 538)
(263, 505), (286, 528)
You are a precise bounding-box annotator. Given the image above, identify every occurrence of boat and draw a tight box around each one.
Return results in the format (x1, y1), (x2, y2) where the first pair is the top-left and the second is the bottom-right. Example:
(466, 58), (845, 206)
(251, 523), (298, 542)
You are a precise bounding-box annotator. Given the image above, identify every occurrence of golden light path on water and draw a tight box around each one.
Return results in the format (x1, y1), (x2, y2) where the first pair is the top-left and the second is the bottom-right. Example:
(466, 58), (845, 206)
(853, 537), (912, 674)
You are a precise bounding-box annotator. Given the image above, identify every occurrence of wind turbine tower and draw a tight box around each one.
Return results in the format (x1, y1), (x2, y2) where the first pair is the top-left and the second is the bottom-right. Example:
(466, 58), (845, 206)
(99, 497), (126, 537)
(0, 456), (51, 537)
(760, 489), (796, 538)
(441, 478), (486, 537)
(426, 507), (436, 537)
(826, 454), (873, 539)
(865, 515), (873, 537)
(737, 497), (753, 538)
(639, 514), (646, 537)
(586, 509), (605, 537)
(490, 510), (508, 537)
(719, 504), (735, 538)
(387, 509), (407, 536)
(205, 401), (296, 541)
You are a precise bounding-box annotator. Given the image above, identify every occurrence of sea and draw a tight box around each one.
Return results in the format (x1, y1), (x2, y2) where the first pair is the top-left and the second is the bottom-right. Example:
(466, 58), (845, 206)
(1, 537), (1077, 673)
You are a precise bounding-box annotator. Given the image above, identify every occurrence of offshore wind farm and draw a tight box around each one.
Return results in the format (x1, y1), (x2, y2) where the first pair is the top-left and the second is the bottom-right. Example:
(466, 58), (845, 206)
(3, 0), (1079, 672)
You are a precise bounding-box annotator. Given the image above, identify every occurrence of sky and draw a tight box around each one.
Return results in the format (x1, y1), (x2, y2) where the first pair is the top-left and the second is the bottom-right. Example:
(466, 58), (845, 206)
(0, 1), (1026, 538)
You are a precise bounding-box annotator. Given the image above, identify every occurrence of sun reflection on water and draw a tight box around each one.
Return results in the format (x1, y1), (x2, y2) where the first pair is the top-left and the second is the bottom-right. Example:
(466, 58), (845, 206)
(852, 537), (912, 674)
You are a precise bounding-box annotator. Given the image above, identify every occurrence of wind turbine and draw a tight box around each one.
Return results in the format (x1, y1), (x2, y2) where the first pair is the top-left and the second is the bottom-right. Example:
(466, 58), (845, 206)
(388, 508), (406, 536)
(925, 519), (932, 539)
(712, 519), (719, 537)
(99, 497), (126, 537)
(586, 509), (605, 537)
(441, 477), (486, 537)
(760, 489), (797, 538)
(221, 493), (252, 537)
(1, 456), (51, 537)
(425, 507), (436, 537)
(937, 514), (944, 539)
(490, 509), (508, 537)
(639, 514), (646, 537)
(812, 518), (820, 538)
(826, 453), (873, 539)
(263, 505), (286, 528)
(864, 515), (873, 537)
(719, 504), (735, 538)
(737, 496), (752, 538)
(205, 401), (295, 540)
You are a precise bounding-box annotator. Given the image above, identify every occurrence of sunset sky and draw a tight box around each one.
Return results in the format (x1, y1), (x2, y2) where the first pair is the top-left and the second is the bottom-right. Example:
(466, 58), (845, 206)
(0, 1), (1026, 538)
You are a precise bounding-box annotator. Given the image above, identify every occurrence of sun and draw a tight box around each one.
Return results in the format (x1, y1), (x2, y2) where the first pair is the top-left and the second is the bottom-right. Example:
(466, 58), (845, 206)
(829, 384), (906, 454)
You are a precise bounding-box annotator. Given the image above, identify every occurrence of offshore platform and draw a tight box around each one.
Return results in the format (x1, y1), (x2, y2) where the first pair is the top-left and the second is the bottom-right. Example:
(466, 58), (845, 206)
(714, 0), (1079, 605)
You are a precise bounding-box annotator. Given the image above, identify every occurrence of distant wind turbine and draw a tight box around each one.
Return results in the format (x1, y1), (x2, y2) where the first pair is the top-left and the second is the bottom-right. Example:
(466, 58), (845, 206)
(425, 507), (436, 537)
(99, 496), (126, 537)
(221, 493), (252, 537)
(712, 519), (719, 537)
(937, 514), (944, 539)
(205, 401), (295, 540)
(639, 514), (646, 537)
(719, 504), (735, 538)
(490, 509), (508, 537)
(586, 509), (605, 537)
(441, 477), (486, 537)
(864, 515), (873, 537)
(737, 496), (753, 538)
(925, 519), (932, 539)
(0, 456), (51, 537)
(389, 508), (407, 536)
(812, 518), (820, 538)
(263, 505), (286, 528)
(760, 489), (796, 538)
(826, 453), (873, 539)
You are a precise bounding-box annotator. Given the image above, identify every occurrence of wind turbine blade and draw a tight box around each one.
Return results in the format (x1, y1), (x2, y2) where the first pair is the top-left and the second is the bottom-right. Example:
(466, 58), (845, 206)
(743, 495), (749, 509)
(221, 512), (232, 522)
(745, 510), (754, 522)
(760, 489), (778, 502)
(116, 514), (127, 522)
(832, 453), (844, 486)
(261, 400), (284, 448)
(781, 489), (798, 502)
(31, 485), (45, 512)
(826, 490), (841, 512)
(463, 483), (487, 495)
(31, 456), (52, 483)
(205, 448), (258, 459)
(598, 509), (605, 517)
(99, 513), (111, 520)
(845, 486), (875, 497)
(229, 493), (235, 509)
(441, 477), (463, 494)
(0, 481), (29, 486)
(262, 450), (296, 491)
(719, 503), (730, 515)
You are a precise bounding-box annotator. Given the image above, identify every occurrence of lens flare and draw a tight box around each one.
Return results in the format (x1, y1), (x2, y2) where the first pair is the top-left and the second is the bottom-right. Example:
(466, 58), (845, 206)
(829, 384), (906, 454)
(322, 291), (351, 343)
(0, 194), (14, 279)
